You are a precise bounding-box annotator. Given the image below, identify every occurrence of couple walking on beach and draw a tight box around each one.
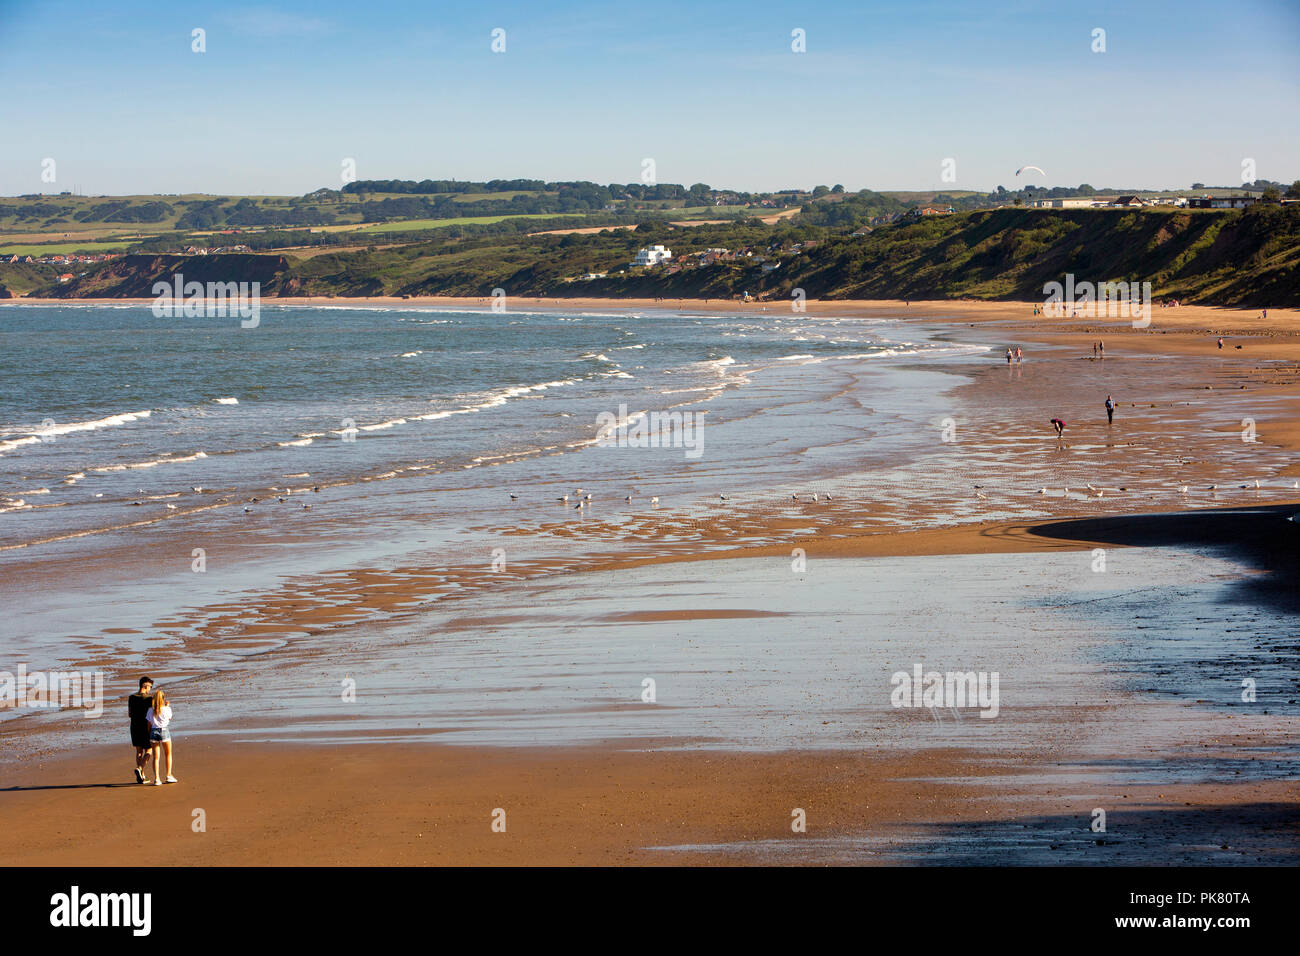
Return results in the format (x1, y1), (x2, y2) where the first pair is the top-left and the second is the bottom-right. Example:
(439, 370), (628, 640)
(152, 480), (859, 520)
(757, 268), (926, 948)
(128, 676), (178, 786)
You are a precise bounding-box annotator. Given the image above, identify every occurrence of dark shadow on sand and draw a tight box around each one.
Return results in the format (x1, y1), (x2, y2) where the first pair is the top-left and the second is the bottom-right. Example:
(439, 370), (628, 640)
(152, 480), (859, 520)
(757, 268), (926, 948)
(885, 800), (1300, 866)
(1027, 503), (1300, 615)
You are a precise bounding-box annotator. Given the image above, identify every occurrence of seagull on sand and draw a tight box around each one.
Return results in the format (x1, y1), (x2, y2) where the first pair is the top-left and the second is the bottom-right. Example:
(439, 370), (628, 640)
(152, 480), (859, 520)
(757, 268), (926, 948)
(719, 494), (731, 501)
(625, 495), (633, 502)
(510, 493), (519, 500)
(302, 503), (311, 510)
(1038, 488), (1047, 494)
(1179, 486), (1189, 494)
(558, 494), (569, 502)
(650, 496), (659, 506)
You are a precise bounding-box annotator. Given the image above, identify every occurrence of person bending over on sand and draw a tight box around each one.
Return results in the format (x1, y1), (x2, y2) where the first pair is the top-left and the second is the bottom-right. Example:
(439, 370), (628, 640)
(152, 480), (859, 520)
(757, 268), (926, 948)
(1050, 418), (1065, 438)
(146, 689), (178, 785)
(129, 675), (155, 784)
(1105, 395), (1115, 425)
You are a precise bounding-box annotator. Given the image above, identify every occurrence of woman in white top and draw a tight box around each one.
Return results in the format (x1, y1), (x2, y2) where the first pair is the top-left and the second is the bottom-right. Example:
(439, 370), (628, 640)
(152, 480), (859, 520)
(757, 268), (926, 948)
(145, 689), (178, 785)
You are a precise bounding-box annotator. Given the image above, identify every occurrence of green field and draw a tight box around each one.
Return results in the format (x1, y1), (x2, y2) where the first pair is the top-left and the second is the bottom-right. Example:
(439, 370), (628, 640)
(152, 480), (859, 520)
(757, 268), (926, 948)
(346, 213), (589, 234)
(0, 238), (137, 256)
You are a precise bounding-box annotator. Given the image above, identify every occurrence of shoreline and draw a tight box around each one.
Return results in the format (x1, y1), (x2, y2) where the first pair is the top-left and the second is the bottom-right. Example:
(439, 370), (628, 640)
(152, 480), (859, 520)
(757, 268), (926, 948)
(3, 298), (1298, 865)
(6, 292), (1299, 328)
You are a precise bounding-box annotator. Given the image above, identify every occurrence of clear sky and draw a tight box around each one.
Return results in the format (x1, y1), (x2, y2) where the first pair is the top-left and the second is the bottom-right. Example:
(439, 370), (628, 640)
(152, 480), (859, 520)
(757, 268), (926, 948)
(1, 0), (1297, 196)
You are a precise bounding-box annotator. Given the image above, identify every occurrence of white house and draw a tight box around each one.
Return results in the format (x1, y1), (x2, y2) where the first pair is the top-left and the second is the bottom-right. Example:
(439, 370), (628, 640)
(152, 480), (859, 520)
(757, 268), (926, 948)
(631, 245), (672, 267)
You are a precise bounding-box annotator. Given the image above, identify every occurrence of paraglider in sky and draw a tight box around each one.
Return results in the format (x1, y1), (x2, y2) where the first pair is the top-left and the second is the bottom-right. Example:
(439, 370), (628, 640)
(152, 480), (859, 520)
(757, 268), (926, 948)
(1016, 165), (1046, 177)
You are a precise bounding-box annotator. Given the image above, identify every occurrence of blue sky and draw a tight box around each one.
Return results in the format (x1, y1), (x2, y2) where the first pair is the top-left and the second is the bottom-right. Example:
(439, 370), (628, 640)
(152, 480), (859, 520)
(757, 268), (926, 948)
(1, 0), (1297, 196)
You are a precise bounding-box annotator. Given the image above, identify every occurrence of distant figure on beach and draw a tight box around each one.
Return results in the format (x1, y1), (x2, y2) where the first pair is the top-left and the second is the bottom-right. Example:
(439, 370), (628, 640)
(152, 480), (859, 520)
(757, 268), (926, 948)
(1006, 348), (1013, 365)
(146, 689), (178, 785)
(1098, 340), (1105, 358)
(1092, 342), (1097, 357)
(1050, 418), (1065, 438)
(1217, 337), (1224, 350)
(1105, 395), (1115, 424)
(1015, 346), (1023, 364)
(129, 675), (155, 784)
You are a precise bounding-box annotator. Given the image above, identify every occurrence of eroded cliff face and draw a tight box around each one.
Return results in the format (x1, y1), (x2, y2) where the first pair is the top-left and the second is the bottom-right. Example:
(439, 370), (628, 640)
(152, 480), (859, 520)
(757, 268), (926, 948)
(48, 254), (291, 299)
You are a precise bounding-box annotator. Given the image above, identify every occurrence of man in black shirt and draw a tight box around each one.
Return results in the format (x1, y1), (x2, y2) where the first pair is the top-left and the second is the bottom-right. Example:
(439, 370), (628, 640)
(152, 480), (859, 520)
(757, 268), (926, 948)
(128, 676), (155, 784)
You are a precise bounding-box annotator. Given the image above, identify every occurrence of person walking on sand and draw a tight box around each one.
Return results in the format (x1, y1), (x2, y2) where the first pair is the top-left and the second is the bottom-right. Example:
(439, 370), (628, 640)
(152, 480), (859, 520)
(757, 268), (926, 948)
(1218, 337), (1224, 350)
(1006, 347), (1013, 365)
(1050, 417), (1065, 438)
(146, 689), (178, 785)
(1015, 346), (1023, 364)
(128, 675), (154, 784)
(1105, 394), (1115, 425)
(1098, 339), (1105, 358)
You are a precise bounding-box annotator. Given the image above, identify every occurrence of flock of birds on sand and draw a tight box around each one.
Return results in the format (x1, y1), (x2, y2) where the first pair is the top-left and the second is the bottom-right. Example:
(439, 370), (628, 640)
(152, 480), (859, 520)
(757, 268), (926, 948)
(125, 483), (323, 513)
(505, 489), (845, 512)
(114, 475), (1296, 519)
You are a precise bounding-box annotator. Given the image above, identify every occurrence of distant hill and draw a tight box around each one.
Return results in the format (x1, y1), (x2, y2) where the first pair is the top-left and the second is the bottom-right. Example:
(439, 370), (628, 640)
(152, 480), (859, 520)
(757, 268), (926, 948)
(10, 205), (1299, 308)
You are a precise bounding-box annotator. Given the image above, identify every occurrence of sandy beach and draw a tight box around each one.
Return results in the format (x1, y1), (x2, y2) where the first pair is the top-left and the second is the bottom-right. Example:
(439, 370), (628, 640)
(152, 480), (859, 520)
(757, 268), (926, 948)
(2, 296), (1297, 866)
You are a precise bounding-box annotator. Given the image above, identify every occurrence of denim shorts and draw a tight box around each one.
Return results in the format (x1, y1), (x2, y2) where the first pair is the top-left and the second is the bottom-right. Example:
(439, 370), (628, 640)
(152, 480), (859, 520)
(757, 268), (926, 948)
(149, 727), (170, 743)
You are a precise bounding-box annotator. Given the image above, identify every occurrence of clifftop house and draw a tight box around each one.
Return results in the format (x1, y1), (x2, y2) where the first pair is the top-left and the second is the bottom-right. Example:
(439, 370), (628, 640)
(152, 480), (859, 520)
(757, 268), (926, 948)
(631, 245), (672, 267)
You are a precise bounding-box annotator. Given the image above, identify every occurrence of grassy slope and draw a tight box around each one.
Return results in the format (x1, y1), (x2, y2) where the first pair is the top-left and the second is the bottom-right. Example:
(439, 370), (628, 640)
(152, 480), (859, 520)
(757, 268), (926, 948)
(11, 207), (1299, 307)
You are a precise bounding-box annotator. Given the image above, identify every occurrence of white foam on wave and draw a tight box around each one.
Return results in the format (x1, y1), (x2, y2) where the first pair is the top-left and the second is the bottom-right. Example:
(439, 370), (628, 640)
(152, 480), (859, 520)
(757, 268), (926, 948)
(91, 451), (208, 472)
(359, 418), (408, 432)
(0, 436), (42, 454)
(399, 351), (423, 358)
(0, 409), (152, 456)
(288, 377), (583, 446)
(213, 397), (239, 405)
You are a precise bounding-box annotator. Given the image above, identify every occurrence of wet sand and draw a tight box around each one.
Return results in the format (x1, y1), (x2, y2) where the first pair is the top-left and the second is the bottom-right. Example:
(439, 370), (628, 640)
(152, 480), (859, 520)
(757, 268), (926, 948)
(2, 505), (1297, 865)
